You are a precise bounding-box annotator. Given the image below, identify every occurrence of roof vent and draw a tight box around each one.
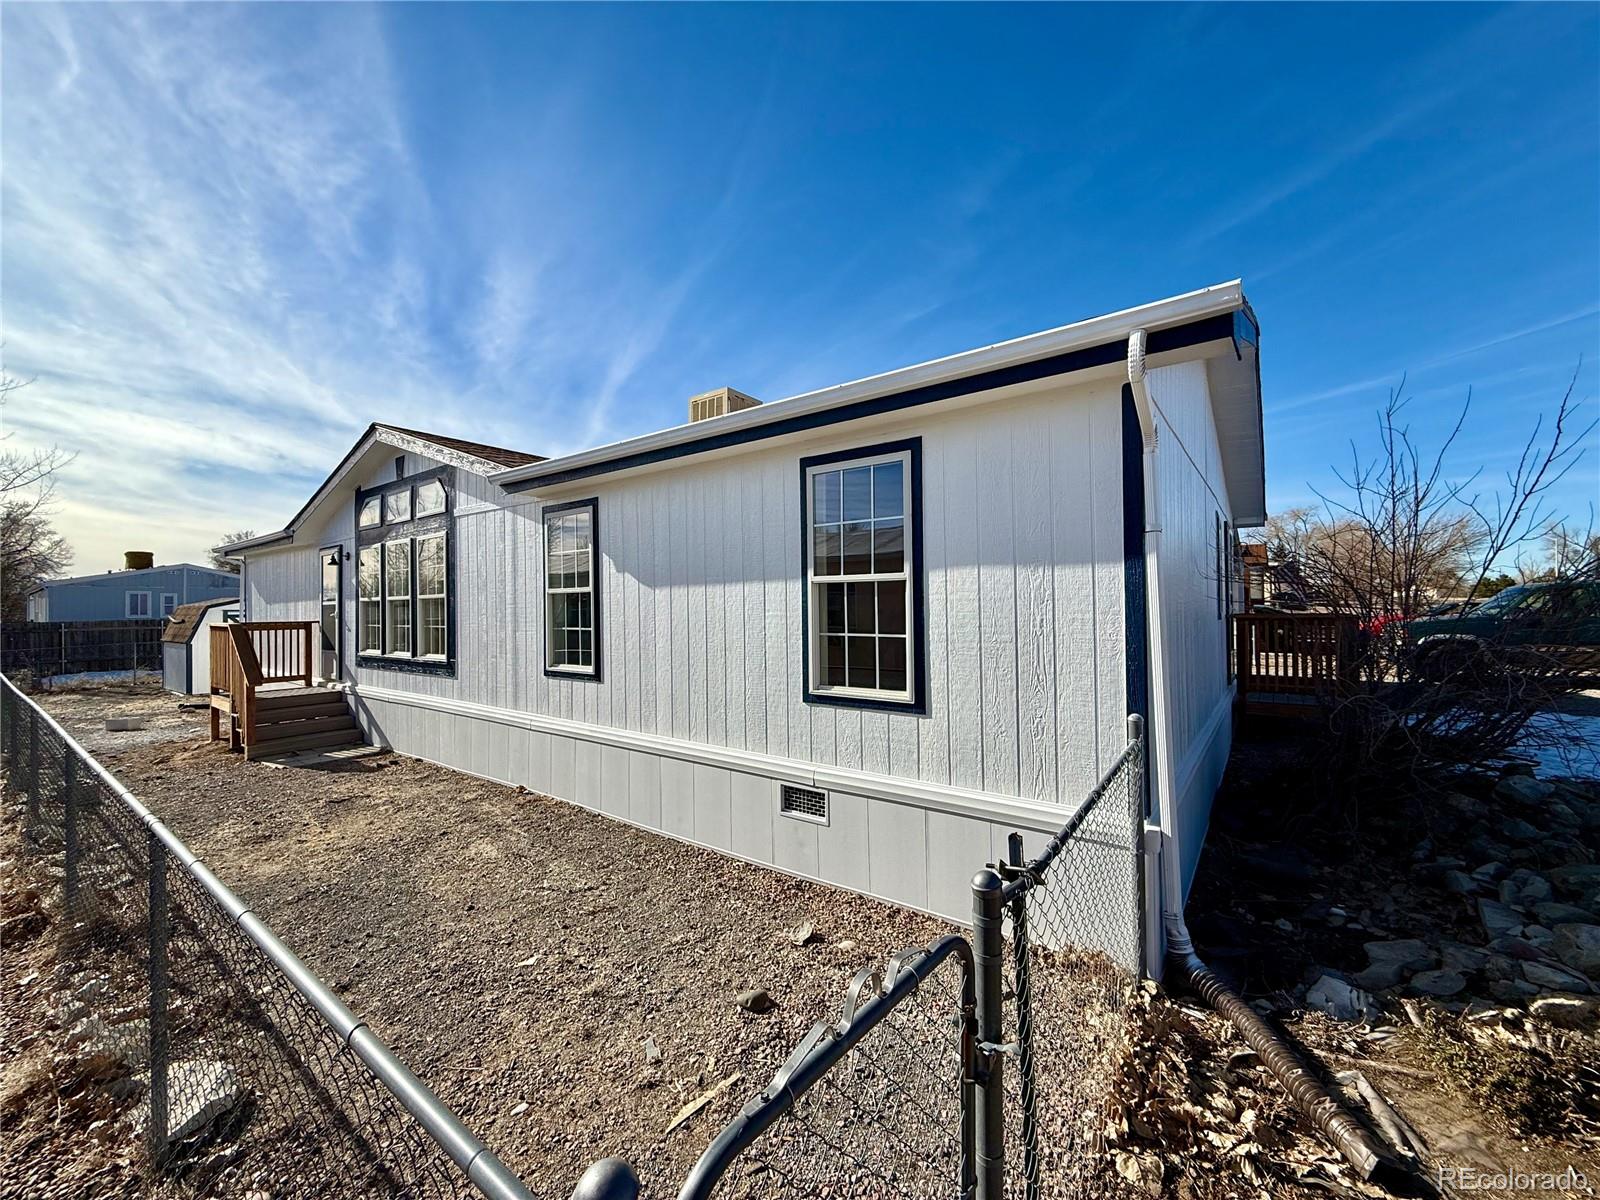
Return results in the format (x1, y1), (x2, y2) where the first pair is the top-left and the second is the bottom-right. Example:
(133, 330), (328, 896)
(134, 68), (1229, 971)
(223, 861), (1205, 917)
(125, 551), (154, 571)
(689, 387), (761, 424)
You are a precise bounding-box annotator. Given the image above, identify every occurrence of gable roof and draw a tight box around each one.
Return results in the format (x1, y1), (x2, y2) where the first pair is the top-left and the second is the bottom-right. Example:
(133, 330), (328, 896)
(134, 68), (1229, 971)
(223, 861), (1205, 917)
(221, 423), (544, 555)
(162, 597), (239, 644)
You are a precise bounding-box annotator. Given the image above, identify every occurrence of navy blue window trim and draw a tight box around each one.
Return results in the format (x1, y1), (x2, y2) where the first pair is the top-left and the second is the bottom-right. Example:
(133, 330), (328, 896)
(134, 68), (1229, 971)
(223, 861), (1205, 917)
(542, 496), (603, 683)
(798, 438), (927, 716)
(506, 313), (1234, 493)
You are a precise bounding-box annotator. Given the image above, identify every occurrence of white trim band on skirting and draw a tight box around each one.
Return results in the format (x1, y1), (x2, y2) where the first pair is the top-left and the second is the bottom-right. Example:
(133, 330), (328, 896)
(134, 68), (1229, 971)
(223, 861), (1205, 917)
(350, 681), (1089, 835)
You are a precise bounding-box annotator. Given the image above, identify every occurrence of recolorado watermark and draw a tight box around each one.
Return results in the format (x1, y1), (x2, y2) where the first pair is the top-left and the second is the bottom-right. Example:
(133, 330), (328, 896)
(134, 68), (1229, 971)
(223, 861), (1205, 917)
(1439, 1167), (1589, 1192)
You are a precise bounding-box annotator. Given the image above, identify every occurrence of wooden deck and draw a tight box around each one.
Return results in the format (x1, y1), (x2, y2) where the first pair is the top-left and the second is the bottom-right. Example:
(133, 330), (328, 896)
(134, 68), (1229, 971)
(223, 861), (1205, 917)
(1234, 613), (1360, 719)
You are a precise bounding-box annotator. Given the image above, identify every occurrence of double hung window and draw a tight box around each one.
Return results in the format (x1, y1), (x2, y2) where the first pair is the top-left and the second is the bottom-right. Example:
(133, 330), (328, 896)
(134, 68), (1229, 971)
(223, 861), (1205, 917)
(544, 500), (600, 678)
(802, 442), (921, 710)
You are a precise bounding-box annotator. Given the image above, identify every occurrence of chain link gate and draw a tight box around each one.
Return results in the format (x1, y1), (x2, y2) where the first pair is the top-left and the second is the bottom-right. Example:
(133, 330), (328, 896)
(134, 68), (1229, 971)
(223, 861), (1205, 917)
(650, 718), (1147, 1200)
(674, 933), (979, 1200)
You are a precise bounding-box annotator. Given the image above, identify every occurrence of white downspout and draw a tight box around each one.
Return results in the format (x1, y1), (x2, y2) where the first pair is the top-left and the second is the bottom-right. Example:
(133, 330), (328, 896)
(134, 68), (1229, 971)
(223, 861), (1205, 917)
(1126, 330), (1187, 970)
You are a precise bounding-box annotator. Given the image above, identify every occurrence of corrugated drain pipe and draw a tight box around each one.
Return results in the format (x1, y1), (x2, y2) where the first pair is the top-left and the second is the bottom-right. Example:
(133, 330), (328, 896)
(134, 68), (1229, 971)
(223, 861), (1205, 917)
(1125, 330), (1383, 1182)
(1164, 920), (1384, 1180)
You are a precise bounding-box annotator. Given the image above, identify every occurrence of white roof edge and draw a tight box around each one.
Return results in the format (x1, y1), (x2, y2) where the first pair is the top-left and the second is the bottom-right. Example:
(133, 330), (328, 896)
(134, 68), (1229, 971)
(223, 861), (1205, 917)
(492, 279), (1246, 485)
(219, 531), (291, 555)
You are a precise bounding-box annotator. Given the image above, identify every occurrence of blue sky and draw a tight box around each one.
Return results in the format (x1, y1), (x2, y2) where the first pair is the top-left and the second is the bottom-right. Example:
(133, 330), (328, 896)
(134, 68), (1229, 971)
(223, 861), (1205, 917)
(3, 3), (1596, 572)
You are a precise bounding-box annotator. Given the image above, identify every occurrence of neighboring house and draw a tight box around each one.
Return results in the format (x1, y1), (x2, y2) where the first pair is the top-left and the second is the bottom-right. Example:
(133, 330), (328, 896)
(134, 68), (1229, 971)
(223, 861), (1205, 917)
(25, 560), (240, 622)
(161, 597), (243, 695)
(224, 280), (1266, 972)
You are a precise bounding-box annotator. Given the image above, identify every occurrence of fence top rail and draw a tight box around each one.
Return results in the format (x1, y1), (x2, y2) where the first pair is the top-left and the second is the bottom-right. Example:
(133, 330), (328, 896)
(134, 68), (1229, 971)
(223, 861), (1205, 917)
(0, 672), (534, 1200)
(1000, 713), (1143, 904)
(676, 932), (975, 1200)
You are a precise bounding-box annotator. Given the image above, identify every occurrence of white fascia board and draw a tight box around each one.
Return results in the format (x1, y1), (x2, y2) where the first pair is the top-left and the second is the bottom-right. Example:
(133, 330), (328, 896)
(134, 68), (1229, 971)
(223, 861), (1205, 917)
(223, 427), (511, 557)
(492, 280), (1246, 487)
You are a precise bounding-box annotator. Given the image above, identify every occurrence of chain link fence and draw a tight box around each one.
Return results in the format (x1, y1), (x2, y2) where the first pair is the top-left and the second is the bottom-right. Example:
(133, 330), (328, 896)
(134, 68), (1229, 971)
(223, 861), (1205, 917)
(997, 716), (1145, 1200)
(1, 674), (533, 1200)
(4, 668), (1148, 1200)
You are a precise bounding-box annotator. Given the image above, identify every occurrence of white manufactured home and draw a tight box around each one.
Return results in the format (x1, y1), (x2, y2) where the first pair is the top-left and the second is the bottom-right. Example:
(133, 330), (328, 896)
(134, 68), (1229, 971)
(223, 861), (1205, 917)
(224, 281), (1264, 973)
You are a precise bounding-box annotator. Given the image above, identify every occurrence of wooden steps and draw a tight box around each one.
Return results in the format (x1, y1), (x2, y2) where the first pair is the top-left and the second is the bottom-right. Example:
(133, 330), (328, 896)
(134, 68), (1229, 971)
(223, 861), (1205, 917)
(208, 621), (367, 760)
(249, 727), (364, 758)
(244, 696), (361, 759)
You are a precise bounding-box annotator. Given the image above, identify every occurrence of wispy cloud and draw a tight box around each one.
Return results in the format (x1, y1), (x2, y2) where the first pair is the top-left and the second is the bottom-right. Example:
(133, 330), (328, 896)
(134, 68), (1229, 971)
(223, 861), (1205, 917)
(1270, 305), (1599, 417)
(0, 5), (759, 570)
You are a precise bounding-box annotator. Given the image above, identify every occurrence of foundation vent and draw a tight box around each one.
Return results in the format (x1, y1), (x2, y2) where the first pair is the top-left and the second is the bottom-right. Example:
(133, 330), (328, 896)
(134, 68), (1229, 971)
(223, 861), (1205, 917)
(779, 784), (829, 825)
(689, 387), (761, 423)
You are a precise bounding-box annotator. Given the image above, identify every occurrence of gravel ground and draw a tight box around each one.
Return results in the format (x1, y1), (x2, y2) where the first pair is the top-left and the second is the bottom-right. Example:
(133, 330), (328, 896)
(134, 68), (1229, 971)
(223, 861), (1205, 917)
(83, 730), (953, 1196)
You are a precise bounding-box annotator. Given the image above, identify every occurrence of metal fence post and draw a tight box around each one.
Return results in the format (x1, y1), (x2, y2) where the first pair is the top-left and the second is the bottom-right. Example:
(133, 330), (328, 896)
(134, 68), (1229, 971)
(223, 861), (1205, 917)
(1006, 834), (1039, 1200)
(64, 754), (79, 908)
(971, 868), (1006, 1200)
(147, 829), (171, 1165)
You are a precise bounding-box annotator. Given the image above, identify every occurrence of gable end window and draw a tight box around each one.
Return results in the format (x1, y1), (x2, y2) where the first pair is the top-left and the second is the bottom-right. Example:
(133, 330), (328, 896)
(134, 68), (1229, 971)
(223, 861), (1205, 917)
(800, 439), (924, 713)
(544, 498), (601, 680)
(354, 465), (454, 675)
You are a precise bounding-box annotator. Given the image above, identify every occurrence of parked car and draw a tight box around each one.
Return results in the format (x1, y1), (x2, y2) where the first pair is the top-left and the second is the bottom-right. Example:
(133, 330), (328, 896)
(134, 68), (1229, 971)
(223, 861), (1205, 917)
(1405, 580), (1600, 681)
(1424, 598), (1483, 618)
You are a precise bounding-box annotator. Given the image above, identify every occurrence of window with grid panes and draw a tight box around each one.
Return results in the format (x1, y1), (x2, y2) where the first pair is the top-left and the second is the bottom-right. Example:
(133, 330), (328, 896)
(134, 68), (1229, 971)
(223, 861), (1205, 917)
(806, 449), (913, 703)
(384, 541), (412, 654)
(417, 535), (447, 658)
(545, 500), (599, 677)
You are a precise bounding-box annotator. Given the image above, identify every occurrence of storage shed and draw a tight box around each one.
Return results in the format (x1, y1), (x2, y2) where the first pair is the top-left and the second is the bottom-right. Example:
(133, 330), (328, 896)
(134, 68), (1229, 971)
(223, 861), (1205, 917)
(161, 598), (241, 695)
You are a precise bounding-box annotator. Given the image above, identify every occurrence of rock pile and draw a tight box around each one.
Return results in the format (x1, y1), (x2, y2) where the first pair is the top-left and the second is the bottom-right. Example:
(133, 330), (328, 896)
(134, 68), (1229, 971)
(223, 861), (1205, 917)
(1303, 771), (1600, 1022)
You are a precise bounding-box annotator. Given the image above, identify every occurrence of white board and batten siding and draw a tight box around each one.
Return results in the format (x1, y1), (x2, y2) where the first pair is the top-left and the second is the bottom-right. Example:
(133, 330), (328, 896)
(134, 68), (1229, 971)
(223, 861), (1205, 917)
(1148, 359), (1238, 897)
(246, 379), (1139, 937)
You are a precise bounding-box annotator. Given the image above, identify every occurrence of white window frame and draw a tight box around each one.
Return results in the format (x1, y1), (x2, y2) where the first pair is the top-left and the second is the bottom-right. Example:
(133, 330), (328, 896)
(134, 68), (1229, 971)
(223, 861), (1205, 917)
(126, 591), (152, 618)
(804, 447), (915, 705)
(357, 544), (382, 654)
(383, 539), (413, 656)
(358, 495), (381, 529)
(160, 593), (179, 618)
(415, 533), (448, 660)
(544, 500), (600, 678)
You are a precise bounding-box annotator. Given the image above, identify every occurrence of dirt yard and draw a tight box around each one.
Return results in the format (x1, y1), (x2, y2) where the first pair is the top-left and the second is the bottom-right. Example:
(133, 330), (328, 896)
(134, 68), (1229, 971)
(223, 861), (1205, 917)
(22, 678), (206, 755)
(23, 706), (952, 1196)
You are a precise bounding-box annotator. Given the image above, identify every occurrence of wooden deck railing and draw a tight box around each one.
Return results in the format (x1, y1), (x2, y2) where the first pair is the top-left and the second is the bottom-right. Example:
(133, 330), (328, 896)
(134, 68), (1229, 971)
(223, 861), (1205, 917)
(1234, 613), (1360, 715)
(209, 621), (314, 751)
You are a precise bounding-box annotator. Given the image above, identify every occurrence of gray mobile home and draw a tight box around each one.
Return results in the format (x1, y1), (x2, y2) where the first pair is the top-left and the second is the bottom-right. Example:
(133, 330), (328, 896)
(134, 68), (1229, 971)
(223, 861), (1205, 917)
(224, 281), (1265, 973)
